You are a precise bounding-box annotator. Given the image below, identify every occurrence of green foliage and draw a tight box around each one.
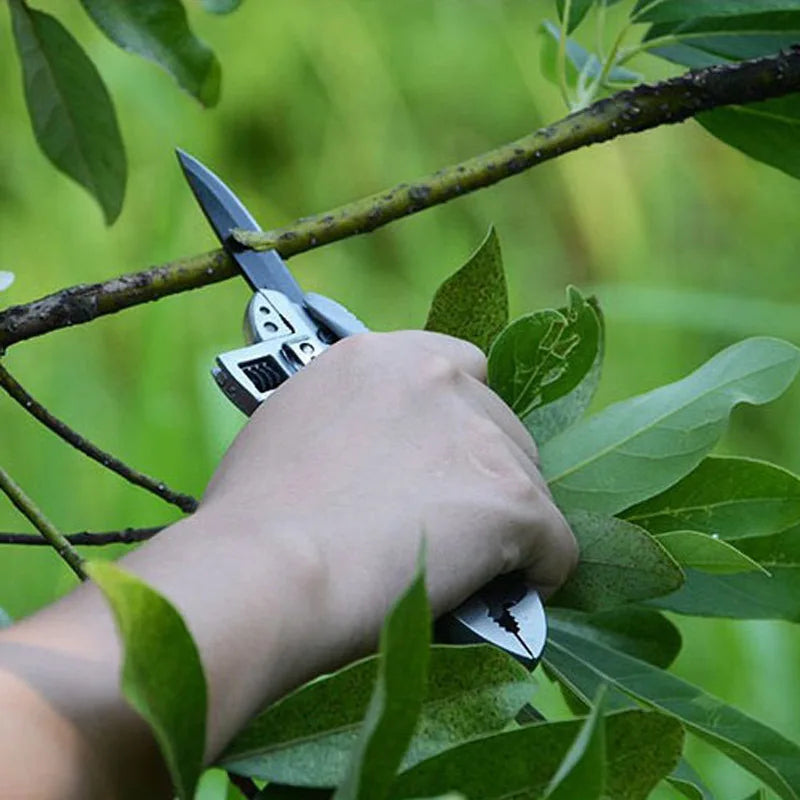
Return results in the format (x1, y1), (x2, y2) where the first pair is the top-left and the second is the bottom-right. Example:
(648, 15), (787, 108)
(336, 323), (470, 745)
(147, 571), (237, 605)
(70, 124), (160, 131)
(333, 560), (431, 800)
(220, 646), (533, 785)
(424, 227), (509, 354)
(540, 338), (800, 515)
(552, 512), (684, 612)
(666, 759), (714, 800)
(9, 0), (126, 224)
(546, 627), (800, 800)
(390, 710), (683, 800)
(87, 561), (207, 800)
(655, 530), (766, 575)
(556, 0), (596, 33)
(624, 456), (800, 539)
(78, 0), (221, 106)
(542, 687), (607, 800)
(632, 1), (800, 23)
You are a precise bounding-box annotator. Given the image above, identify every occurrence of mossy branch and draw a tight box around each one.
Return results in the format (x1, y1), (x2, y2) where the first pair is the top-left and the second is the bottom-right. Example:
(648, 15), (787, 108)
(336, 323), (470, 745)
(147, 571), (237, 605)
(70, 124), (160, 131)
(1, 47), (799, 349)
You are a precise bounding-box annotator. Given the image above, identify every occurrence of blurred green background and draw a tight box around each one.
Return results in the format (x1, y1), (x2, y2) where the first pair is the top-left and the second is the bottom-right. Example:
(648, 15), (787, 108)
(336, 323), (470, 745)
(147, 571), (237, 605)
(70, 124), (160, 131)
(1, 1), (799, 797)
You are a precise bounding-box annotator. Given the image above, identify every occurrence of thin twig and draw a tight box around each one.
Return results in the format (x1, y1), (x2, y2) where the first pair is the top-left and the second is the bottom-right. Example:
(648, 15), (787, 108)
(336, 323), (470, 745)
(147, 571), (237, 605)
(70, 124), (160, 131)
(0, 363), (199, 513)
(0, 466), (87, 580)
(0, 527), (164, 546)
(1, 47), (799, 349)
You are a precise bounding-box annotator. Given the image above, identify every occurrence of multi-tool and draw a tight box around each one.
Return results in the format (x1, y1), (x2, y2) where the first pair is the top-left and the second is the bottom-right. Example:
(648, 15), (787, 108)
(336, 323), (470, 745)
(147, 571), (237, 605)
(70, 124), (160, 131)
(177, 149), (547, 668)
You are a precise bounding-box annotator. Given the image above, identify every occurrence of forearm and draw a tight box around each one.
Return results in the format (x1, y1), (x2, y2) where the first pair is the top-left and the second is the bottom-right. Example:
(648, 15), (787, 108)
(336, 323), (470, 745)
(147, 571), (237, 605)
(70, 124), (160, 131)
(0, 506), (340, 799)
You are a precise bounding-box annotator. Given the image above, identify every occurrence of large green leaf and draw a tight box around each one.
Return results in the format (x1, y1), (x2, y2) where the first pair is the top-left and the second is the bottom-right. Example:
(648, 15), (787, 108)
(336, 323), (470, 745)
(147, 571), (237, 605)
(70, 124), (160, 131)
(220, 646), (532, 785)
(333, 564), (431, 800)
(488, 288), (601, 421)
(389, 710), (683, 800)
(424, 227), (508, 354)
(633, 1), (800, 23)
(652, 525), (800, 620)
(87, 561), (206, 800)
(623, 456), (800, 539)
(541, 338), (800, 515)
(556, 0), (596, 33)
(656, 530), (767, 575)
(80, 0), (221, 106)
(543, 687), (607, 800)
(545, 627), (800, 800)
(547, 607), (682, 669)
(524, 298), (605, 445)
(552, 512), (684, 612)
(699, 96), (800, 182)
(9, 0), (126, 224)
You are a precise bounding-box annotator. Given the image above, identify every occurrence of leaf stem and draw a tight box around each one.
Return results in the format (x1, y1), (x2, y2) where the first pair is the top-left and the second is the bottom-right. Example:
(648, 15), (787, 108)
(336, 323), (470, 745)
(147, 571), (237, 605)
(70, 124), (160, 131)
(0, 363), (199, 513)
(0, 465), (87, 580)
(558, 0), (574, 109)
(1, 49), (800, 349)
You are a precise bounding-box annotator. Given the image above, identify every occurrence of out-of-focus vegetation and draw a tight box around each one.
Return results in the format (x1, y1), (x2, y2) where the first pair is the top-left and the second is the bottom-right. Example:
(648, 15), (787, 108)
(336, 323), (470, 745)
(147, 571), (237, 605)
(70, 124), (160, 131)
(1, 2), (799, 796)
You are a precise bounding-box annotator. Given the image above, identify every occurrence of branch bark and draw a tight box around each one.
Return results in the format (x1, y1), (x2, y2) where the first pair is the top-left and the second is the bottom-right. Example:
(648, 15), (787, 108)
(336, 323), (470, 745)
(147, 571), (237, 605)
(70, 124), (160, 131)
(0, 364), (199, 513)
(0, 527), (163, 546)
(1, 47), (799, 349)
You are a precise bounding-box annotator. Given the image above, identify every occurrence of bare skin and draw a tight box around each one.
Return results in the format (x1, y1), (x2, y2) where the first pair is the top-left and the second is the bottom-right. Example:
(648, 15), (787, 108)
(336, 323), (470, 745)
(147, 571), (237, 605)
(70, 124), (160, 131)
(0, 331), (577, 800)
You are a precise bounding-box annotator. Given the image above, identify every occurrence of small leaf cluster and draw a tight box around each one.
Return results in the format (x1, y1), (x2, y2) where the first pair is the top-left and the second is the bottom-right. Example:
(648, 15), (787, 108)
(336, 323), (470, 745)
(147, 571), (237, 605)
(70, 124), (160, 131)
(86, 224), (800, 799)
(542, 0), (800, 179)
(6, 0), (241, 224)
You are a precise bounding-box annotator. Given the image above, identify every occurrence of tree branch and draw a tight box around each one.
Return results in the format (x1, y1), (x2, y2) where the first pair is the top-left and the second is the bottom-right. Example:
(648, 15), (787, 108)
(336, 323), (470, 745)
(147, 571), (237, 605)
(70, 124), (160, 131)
(0, 466), (87, 580)
(1, 47), (799, 349)
(0, 363), (199, 513)
(0, 527), (163, 546)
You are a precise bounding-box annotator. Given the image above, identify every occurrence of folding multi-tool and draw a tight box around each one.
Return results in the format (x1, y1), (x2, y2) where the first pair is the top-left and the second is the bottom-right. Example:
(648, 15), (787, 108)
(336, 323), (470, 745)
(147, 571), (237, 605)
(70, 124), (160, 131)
(177, 149), (547, 667)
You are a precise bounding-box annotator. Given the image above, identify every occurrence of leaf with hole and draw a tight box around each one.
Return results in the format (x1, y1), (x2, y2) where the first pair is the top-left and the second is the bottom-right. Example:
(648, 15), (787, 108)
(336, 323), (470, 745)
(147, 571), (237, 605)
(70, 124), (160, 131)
(488, 287), (601, 421)
(425, 227), (508, 354)
(79, 0), (221, 106)
(9, 0), (126, 224)
(220, 646), (533, 786)
(87, 561), (206, 800)
(541, 338), (800, 515)
(0, 273), (14, 293)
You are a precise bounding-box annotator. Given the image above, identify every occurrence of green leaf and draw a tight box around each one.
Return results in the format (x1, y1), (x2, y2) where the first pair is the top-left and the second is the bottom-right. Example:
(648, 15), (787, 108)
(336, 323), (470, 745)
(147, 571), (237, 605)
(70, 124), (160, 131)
(488, 287), (601, 421)
(633, 1), (800, 24)
(202, 0), (243, 13)
(540, 20), (642, 87)
(666, 758), (714, 800)
(541, 338), (800, 515)
(545, 626), (800, 800)
(698, 96), (800, 182)
(548, 607), (682, 669)
(79, 0), (221, 107)
(557, 0), (596, 33)
(642, 13), (800, 67)
(652, 526), (800, 620)
(525, 297), (605, 444)
(87, 561), (206, 800)
(9, 0), (126, 224)
(220, 646), (533, 785)
(543, 686), (607, 800)
(551, 512), (684, 612)
(623, 456), (800, 539)
(333, 563), (431, 800)
(656, 530), (768, 575)
(424, 227), (508, 354)
(390, 710), (683, 800)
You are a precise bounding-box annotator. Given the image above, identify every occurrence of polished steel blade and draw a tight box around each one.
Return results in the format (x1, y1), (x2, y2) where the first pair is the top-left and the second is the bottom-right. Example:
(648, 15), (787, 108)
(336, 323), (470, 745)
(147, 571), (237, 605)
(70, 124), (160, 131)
(176, 148), (305, 304)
